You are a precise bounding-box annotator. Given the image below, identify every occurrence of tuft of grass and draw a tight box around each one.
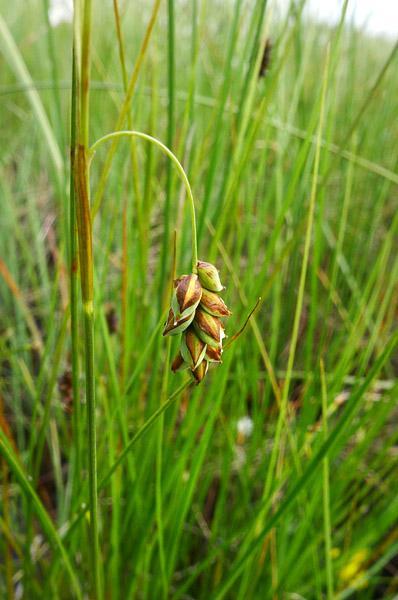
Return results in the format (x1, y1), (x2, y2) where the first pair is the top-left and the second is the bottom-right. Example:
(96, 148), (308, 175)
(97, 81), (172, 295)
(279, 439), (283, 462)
(0, 1), (397, 598)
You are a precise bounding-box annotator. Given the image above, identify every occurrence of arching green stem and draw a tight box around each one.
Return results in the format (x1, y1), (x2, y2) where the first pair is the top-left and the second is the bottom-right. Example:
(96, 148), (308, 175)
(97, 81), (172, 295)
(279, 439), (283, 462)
(89, 130), (198, 272)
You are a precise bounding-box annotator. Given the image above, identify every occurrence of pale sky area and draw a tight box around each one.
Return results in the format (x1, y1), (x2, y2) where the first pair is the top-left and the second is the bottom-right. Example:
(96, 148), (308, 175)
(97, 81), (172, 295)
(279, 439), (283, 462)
(300, 0), (398, 38)
(48, 0), (398, 38)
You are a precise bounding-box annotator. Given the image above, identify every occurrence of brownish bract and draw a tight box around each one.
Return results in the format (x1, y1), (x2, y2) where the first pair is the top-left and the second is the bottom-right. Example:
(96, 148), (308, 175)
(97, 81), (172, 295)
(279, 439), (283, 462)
(200, 288), (231, 317)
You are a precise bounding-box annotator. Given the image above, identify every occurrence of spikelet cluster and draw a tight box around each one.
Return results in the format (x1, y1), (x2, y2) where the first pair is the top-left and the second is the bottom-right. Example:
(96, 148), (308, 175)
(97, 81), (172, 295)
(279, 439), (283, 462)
(163, 261), (231, 383)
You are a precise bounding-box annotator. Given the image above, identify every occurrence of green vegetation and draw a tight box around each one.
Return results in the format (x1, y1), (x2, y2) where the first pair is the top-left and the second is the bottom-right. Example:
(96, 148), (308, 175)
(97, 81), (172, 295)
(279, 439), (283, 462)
(0, 1), (397, 598)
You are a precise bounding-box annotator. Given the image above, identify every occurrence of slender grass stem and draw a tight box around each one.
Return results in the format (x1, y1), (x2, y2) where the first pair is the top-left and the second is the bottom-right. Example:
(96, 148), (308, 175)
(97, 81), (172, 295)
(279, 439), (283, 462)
(156, 243), (176, 597)
(90, 130), (198, 271)
(156, 338), (171, 598)
(112, 0), (142, 386)
(320, 359), (334, 599)
(42, 0), (65, 150)
(74, 0), (102, 598)
(82, 304), (102, 598)
(91, 0), (162, 217)
(69, 44), (82, 500)
(99, 380), (192, 490)
(160, 0), (175, 292)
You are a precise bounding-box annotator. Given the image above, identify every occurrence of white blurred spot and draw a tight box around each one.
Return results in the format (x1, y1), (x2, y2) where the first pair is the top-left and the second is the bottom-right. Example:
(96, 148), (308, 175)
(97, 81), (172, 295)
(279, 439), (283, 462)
(237, 416), (254, 438)
(48, 0), (73, 27)
(15, 584), (24, 600)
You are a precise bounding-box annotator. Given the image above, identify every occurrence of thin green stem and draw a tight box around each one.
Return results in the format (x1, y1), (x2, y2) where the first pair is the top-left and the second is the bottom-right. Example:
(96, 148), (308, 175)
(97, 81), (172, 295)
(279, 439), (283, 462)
(89, 130), (198, 271)
(156, 337), (171, 598)
(80, 0), (92, 148)
(160, 0), (175, 293)
(91, 0), (162, 217)
(83, 304), (102, 598)
(70, 44), (81, 500)
(197, 0), (243, 241)
(99, 380), (192, 490)
(2, 463), (13, 600)
(320, 359), (334, 599)
(42, 0), (65, 150)
(74, 0), (102, 598)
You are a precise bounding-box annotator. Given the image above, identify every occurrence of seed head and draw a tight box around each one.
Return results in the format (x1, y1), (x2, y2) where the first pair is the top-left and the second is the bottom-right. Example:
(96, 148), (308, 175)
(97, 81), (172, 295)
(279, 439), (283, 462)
(197, 260), (224, 292)
(191, 359), (209, 384)
(171, 274), (202, 320)
(200, 288), (231, 317)
(163, 307), (195, 336)
(205, 344), (223, 363)
(181, 327), (207, 370)
(193, 308), (225, 348)
(171, 353), (187, 372)
(166, 260), (231, 383)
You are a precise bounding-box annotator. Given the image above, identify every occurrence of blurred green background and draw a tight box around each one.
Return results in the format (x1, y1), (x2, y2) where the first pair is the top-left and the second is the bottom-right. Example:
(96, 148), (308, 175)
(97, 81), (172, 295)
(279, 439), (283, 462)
(0, 1), (397, 598)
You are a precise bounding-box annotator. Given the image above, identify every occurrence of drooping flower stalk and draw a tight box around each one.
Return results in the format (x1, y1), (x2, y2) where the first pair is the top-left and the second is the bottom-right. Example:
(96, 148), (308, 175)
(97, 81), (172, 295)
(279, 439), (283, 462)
(89, 130), (198, 273)
(71, 3), (231, 598)
(91, 132), (232, 383)
(76, 123), (230, 594)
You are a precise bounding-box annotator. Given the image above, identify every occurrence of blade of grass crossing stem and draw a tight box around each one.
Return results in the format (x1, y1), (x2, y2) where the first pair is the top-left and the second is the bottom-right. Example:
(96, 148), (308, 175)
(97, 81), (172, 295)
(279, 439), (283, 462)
(124, 313), (167, 395)
(99, 380), (192, 489)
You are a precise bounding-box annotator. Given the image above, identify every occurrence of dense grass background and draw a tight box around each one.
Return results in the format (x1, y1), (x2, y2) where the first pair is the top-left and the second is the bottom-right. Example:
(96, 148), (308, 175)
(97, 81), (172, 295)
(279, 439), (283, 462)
(1, 0), (398, 598)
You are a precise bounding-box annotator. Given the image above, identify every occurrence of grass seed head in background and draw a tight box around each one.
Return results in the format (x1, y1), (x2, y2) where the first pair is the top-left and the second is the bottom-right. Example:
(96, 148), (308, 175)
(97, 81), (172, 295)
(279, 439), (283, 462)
(165, 260), (231, 383)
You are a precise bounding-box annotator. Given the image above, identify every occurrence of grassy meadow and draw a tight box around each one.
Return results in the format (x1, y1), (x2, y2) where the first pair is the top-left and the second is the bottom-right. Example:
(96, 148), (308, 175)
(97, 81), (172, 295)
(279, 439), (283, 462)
(1, 0), (398, 598)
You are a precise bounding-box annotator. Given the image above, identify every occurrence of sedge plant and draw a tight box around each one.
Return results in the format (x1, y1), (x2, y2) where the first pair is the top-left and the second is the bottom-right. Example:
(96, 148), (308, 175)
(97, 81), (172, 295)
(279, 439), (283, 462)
(72, 1), (233, 595)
